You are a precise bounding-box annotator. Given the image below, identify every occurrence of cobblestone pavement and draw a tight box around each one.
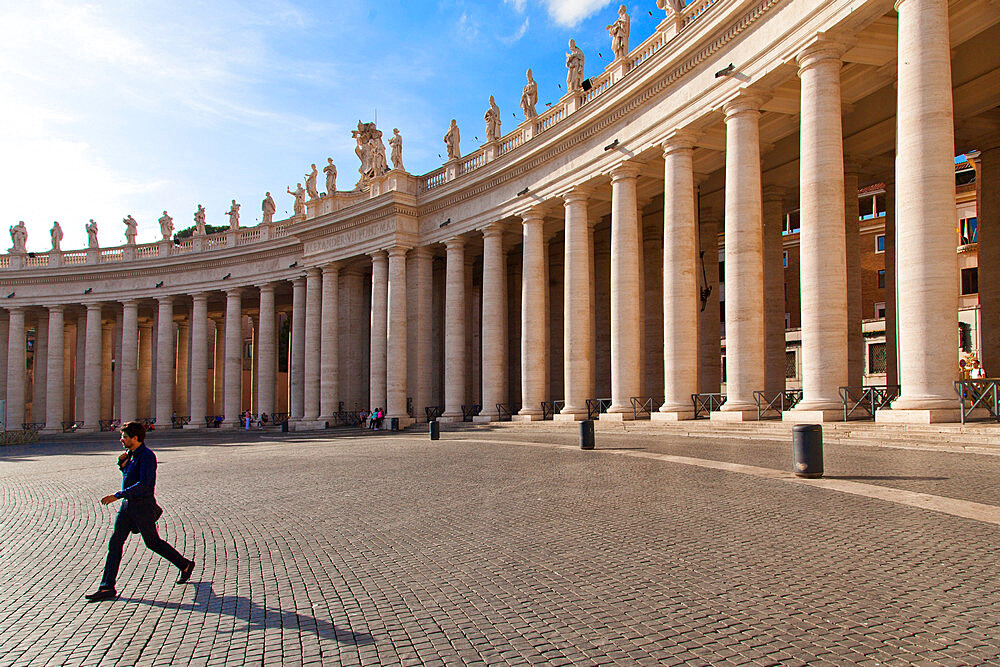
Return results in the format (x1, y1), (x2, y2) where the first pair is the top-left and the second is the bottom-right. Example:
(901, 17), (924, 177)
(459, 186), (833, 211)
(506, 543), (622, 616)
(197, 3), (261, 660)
(2, 425), (1000, 666)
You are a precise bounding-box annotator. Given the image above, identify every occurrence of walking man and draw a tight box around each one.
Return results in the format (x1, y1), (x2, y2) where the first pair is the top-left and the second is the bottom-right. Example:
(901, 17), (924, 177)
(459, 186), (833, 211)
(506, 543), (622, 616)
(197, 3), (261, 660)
(85, 421), (195, 601)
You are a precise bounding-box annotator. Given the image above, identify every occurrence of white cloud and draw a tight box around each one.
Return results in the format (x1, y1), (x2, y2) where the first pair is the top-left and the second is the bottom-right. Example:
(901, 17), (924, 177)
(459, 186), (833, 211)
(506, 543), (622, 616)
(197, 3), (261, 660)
(505, 0), (527, 12)
(501, 17), (530, 44)
(542, 0), (614, 26)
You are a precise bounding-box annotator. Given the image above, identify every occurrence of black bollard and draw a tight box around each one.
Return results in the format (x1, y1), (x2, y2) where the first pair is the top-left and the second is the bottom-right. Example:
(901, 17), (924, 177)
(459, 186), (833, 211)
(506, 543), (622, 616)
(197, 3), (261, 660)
(429, 420), (440, 441)
(792, 424), (823, 478)
(580, 420), (595, 450)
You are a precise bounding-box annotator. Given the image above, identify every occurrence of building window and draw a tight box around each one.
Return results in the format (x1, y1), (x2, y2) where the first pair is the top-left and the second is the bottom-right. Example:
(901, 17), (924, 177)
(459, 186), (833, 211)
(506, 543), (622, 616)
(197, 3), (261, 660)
(962, 267), (979, 295)
(718, 260), (724, 281)
(783, 210), (800, 235)
(960, 217), (978, 245)
(875, 302), (886, 319)
(785, 350), (797, 379)
(785, 312), (791, 330)
(868, 342), (887, 375)
(875, 234), (885, 253)
(721, 356), (726, 383)
(782, 251), (788, 268)
(877, 269), (885, 289)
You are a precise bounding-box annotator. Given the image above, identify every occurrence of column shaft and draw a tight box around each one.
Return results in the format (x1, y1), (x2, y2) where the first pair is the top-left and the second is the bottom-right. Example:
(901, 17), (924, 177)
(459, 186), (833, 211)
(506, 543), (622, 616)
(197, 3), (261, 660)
(517, 211), (546, 419)
(33, 316), (48, 423)
(409, 250), (433, 421)
(606, 164), (642, 418)
(369, 253), (388, 412)
(442, 239), (467, 421)
(559, 190), (593, 418)
(83, 303), (103, 431)
(716, 97), (764, 419)
(303, 268), (322, 421)
(657, 139), (699, 419)
(762, 190), (787, 393)
(188, 293), (208, 428)
(120, 302), (139, 422)
(223, 290), (243, 426)
(257, 285), (276, 417)
(320, 266), (340, 419)
(154, 298), (175, 427)
(43, 307), (64, 432)
(386, 248), (409, 422)
(479, 226), (507, 421)
(6, 308), (25, 428)
(175, 321), (190, 417)
(290, 277), (306, 419)
(101, 322), (113, 420)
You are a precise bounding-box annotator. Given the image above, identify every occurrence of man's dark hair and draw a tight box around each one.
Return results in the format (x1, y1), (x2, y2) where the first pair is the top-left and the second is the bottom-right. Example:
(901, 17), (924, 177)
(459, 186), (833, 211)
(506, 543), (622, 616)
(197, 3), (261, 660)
(121, 421), (146, 443)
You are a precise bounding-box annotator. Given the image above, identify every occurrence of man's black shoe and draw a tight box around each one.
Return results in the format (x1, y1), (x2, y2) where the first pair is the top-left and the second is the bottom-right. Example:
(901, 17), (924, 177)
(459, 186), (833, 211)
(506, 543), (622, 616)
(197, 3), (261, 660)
(84, 588), (116, 602)
(176, 559), (195, 584)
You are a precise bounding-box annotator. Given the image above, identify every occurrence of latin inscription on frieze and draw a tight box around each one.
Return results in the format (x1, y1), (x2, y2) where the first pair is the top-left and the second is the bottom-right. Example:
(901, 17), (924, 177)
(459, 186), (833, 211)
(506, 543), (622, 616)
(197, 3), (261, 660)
(304, 218), (396, 255)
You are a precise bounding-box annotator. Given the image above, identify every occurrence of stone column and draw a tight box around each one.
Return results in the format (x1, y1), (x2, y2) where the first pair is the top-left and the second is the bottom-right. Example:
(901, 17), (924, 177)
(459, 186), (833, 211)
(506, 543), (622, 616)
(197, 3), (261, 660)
(120, 301), (139, 423)
(257, 284), (276, 418)
(386, 246), (411, 424)
(223, 288), (243, 427)
(289, 277), (306, 420)
(978, 148), (1000, 374)
(101, 321), (113, 420)
(604, 162), (643, 420)
(762, 187), (787, 394)
(303, 268), (322, 422)
(75, 320), (85, 420)
(154, 297), (175, 428)
(785, 42), (849, 422)
(319, 265), (340, 420)
(698, 211), (722, 393)
(0, 311), (7, 406)
(408, 248), (434, 422)
(138, 321), (152, 418)
(715, 95), (764, 421)
(42, 306), (64, 433)
(655, 136), (699, 420)
(884, 180), (898, 387)
(441, 237), (467, 422)
(83, 302), (104, 431)
(369, 252), (388, 412)
(212, 318), (224, 416)
(340, 269), (364, 411)
(844, 162), (863, 387)
(477, 225), (508, 421)
(516, 208), (546, 420)
(5, 308), (25, 429)
(187, 293), (208, 428)
(32, 314), (48, 424)
(880, 0), (960, 421)
(557, 187), (593, 420)
(175, 320), (190, 418)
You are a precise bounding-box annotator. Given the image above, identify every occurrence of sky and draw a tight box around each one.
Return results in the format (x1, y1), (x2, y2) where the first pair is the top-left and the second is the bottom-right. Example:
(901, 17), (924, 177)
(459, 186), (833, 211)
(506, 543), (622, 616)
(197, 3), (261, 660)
(0, 0), (676, 251)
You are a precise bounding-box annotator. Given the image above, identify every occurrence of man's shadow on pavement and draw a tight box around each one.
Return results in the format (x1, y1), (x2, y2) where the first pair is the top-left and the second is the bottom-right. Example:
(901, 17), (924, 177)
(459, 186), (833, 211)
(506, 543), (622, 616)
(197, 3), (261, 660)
(123, 581), (373, 646)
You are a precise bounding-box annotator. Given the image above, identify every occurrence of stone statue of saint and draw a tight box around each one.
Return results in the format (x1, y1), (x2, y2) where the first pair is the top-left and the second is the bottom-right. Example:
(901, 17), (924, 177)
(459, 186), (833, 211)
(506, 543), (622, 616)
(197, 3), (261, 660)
(305, 164), (319, 200)
(324, 158), (337, 194)
(86, 219), (99, 249)
(226, 200), (240, 230)
(50, 221), (64, 252)
(9, 221), (27, 253)
(389, 129), (404, 171)
(123, 215), (138, 246)
(372, 134), (388, 175)
(657, 0), (686, 14)
(262, 192), (276, 224)
(194, 204), (206, 235)
(607, 4), (630, 60)
(485, 96), (501, 143)
(158, 211), (174, 241)
(520, 69), (538, 119)
(354, 120), (373, 181)
(287, 183), (306, 217)
(566, 39), (585, 91)
(444, 119), (461, 160)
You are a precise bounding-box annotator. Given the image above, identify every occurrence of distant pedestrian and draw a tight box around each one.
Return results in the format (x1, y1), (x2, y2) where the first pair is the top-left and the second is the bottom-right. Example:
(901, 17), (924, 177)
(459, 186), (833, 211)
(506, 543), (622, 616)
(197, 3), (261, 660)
(85, 421), (194, 602)
(970, 359), (987, 379)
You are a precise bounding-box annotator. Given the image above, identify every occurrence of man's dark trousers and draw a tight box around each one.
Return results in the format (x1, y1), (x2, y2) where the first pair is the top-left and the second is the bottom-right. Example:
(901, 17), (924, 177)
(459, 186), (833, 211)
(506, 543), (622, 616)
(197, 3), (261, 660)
(100, 501), (187, 589)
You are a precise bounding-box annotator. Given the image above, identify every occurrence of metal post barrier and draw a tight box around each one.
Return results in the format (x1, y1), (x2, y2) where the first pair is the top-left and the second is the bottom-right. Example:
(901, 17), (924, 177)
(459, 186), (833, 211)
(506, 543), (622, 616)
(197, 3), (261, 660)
(580, 420), (595, 450)
(792, 424), (823, 478)
(429, 420), (440, 440)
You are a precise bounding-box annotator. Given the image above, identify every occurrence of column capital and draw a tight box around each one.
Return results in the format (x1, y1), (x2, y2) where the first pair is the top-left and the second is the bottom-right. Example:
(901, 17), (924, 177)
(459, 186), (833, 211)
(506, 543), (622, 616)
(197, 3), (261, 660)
(321, 261), (343, 275)
(257, 282), (276, 294)
(482, 223), (505, 239)
(305, 266), (322, 278)
(560, 185), (592, 204)
(386, 245), (410, 258)
(661, 130), (698, 155)
(445, 235), (466, 250)
(225, 286), (243, 298)
(156, 295), (174, 306)
(290, 274), (306, 286)
(796, 36), (847, 74)
(43, 303), (65, 313)
(192, 291), (210, 303)
(519, 206), (545, 225)
(120, 299), (139, 309)
(722, 92), (766, 120)
(609, 161), (641, 182)
(369, 249), (388, 262)
(4, 305), (25, 314)
(85, 301), (104, 312)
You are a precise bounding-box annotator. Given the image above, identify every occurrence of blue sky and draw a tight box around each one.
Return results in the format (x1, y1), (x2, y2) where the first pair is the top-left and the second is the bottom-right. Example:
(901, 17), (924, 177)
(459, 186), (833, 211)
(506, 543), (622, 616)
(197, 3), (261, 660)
(1, 1), (673, 250)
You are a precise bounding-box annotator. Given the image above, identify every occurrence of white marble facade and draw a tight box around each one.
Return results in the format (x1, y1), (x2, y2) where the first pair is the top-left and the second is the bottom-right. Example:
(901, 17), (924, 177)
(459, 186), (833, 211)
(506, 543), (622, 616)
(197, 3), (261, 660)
(3, 0), (999, 431)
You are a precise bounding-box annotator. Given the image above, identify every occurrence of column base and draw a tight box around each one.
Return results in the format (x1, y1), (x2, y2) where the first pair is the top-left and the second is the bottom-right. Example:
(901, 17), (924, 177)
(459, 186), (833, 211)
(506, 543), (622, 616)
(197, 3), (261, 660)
(387, 415), (415, 429)
(875, 408), (963, 424)
(437, 413), (463, 423)
(783, 409), (843, 423)
(40, 427), (62, 435)
(599, 411), (634, 422)
(710, 410), (757, 422)
(183, 423), (206, 430)
(472, 415), (495, 424)
(512, 412), (543, 422)
(78, 425), (99, 433)
(554, 411), (587, 422)
(651, 410), (695, 422)
(291, 420), (328, 431)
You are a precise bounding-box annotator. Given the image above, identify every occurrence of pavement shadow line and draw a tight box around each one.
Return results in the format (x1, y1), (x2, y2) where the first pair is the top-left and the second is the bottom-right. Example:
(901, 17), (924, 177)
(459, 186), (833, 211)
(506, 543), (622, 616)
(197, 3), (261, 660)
(121, 581), (373, 645)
